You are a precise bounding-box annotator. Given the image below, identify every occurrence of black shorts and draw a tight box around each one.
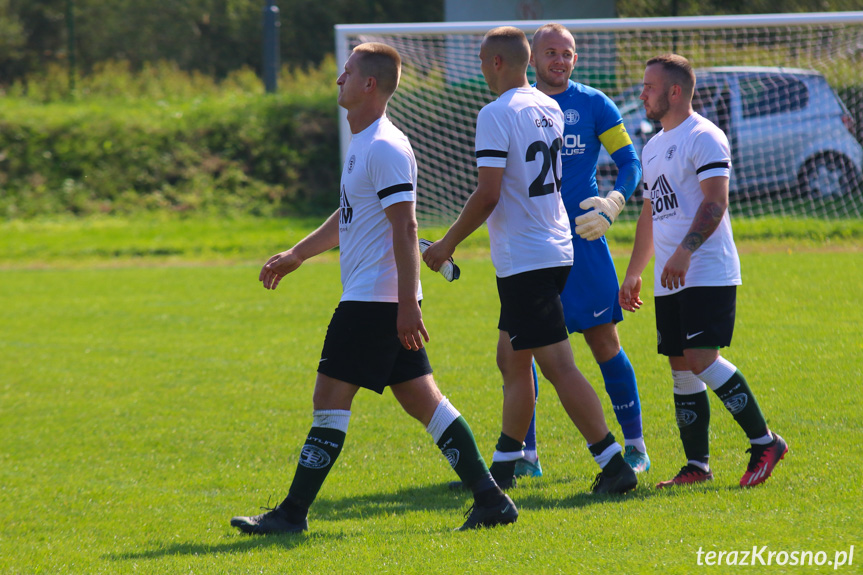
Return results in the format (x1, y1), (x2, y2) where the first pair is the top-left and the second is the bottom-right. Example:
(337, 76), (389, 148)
(654, 286), (736, 357)
(317, 301), (433, 394)
(496, 266), (571, 351)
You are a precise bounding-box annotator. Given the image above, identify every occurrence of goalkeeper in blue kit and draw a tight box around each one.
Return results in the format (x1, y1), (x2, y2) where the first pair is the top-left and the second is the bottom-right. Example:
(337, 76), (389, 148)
(514, 23), (650, 478)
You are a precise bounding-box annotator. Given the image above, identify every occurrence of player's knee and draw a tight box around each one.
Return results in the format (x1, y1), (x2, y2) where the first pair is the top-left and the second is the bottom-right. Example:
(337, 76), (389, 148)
(392, 376), (441, 425)
(584, 325), (620, 363)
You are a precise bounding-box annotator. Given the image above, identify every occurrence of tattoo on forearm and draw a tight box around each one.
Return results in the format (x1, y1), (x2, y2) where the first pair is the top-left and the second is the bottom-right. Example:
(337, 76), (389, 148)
(683, 201), (725, 252)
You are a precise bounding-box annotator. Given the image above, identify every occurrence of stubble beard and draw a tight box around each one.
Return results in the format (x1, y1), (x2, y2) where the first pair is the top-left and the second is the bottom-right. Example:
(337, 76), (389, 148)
(645, 94), (670, 122)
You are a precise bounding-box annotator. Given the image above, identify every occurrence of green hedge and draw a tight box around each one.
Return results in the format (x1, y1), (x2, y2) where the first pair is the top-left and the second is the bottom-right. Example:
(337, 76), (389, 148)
(0, 92), (340, 219)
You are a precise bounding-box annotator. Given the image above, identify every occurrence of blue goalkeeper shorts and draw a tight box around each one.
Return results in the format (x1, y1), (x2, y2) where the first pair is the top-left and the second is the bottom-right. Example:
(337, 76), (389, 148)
(560, 233), (624, 333)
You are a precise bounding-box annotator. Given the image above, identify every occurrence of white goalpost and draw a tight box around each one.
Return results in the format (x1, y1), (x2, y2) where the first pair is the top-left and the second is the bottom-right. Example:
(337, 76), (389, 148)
(335, 12), (863, 225)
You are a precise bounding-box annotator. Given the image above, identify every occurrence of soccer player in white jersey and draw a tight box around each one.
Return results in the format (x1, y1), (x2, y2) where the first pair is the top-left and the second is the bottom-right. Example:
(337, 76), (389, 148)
(620, 54), (788, 488)
(511, 23), (650, 480)
(423, 26), (637, 495)
(230, 42), (517, 534)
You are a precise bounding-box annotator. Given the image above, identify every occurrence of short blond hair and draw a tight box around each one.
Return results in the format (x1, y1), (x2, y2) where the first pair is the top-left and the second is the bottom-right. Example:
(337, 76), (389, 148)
(482, 26), (530, 70)
(531, 23), (576, 52)
(353, 42), (401, 98)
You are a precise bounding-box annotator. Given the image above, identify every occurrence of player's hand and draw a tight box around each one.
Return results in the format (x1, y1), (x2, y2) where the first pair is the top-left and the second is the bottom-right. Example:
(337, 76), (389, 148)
(259, 250), (303, 290)
(421, 239), (455, 273)
(397, 301), (430, 351)
(418, 238), (460, 282)
(574, 190), (626, 241)
(661, 246), (692, 290)
(619, 275), (643, 312)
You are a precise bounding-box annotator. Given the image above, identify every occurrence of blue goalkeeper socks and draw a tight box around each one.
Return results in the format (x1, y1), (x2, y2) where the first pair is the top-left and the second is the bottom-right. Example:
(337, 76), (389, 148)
(600, 349), (644, 443)
(523, 361), (539, 455)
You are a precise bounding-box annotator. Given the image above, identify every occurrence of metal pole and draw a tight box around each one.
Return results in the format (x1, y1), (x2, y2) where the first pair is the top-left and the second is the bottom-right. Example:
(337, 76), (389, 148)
(67, 0), (76, 95)
(262, 1), (280, 93)
(671, 0), (679, 53)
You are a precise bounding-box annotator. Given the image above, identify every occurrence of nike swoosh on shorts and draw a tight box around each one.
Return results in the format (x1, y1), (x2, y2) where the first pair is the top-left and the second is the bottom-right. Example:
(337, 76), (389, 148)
(593, 307), (610, 318)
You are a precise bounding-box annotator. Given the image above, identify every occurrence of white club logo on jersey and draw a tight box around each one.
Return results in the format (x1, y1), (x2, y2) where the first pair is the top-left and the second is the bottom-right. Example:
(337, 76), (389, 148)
(564, 109), (580, 125)
(665, 145), (677, 160)
(347, 154), (356, 174)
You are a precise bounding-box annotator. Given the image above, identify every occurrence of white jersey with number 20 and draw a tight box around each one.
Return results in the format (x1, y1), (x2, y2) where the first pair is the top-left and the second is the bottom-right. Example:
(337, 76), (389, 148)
(476, 87), (573, 278)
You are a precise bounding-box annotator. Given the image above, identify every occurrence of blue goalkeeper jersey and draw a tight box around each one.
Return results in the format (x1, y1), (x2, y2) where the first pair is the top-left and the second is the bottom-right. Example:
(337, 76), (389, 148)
(545, 80), (641, 217)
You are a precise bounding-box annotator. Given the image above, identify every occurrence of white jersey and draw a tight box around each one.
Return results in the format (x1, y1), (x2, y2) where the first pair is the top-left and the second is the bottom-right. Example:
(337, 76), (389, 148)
(475, 87), (573, 278)
(338, 115), (422, 303)
(642, 113), (741, 296)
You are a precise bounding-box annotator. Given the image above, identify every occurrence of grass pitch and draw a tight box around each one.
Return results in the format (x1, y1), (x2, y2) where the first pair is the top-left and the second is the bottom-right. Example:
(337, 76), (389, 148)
(1, 217), (861, 574)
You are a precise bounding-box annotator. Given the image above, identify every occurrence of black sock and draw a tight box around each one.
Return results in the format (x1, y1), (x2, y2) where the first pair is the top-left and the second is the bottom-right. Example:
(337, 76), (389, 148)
(286, 426), (346, 509)
(472, 473), (505, 507)
(488, 432), (522, 486)
(588, 432), (624, 474)
(712, 371), (769, 440)
(675, 391), (710, 465)
(279, 494), (310, 524)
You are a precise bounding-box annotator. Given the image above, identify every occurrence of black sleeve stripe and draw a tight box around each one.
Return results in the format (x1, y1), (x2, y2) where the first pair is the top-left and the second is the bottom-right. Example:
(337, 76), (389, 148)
(377, 183), (414, 200)
(476, 149), (508, 159)
(696, 161), (730, 174)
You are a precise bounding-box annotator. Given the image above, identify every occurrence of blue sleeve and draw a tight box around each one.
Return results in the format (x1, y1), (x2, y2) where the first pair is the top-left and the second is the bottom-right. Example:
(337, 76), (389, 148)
(593, 92), (642, 201)
(611, 145), (642, 201)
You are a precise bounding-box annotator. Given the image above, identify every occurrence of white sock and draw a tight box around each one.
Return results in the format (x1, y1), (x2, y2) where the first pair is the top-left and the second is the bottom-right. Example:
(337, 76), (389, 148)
(593, 443), (622, 469)
(750, 431), (773, 445)
(673, 369), (707, 395)
(425, 397), (461, 444)
(625, 437), (647, 454)
(312, 409), (351, 432)
(696, 357), (737, 390)
(492, 449), (525, 463)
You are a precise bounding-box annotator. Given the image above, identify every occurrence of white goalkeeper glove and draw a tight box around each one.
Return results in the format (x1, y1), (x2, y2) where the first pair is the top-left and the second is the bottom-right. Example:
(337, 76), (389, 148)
(574, 190), (626, 241)
(418, 238), (460, 282)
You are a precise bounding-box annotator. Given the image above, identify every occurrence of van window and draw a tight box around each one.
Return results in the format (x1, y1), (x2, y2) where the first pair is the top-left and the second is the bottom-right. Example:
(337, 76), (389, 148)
(740, 75), (809, 118)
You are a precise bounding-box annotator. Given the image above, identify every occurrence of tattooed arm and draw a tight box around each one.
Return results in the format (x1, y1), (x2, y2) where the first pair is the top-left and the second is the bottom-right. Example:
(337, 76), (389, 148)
(660, 176), (729, 290)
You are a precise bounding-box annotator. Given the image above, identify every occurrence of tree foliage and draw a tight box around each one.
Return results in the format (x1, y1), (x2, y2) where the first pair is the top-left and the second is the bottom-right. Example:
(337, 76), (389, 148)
(0, 0), (444, 87)
(4, 1), (855, 88)
(615, 0), (861, 17)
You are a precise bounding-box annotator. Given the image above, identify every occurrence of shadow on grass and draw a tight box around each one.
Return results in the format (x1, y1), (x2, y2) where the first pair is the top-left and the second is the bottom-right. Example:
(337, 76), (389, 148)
(105, 478), (660, 562)
(108, 531), (326, 561)
(506, 474), (662, 511)
(306, 475), (661, 522)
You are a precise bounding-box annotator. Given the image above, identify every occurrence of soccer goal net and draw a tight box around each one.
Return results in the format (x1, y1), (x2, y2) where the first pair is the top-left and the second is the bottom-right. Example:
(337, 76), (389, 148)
(336, 12), (863, 225)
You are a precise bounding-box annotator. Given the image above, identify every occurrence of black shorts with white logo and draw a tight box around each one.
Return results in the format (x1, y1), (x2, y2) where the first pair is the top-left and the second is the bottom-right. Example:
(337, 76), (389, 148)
(317, 301), (433, 394)
(496, 266), (571, 351)
(654, 286), (736, 357)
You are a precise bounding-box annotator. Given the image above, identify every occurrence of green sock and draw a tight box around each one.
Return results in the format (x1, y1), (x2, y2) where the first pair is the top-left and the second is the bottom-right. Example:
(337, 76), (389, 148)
(436, 416), (491, 488)
(712, 372), (769, 440)
(674, 391), (711, 465)
(287, 426), (346, 505)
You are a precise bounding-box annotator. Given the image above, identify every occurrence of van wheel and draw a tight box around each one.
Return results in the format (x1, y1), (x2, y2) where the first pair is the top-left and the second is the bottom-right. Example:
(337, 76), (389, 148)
(798, 154), (858, 198)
